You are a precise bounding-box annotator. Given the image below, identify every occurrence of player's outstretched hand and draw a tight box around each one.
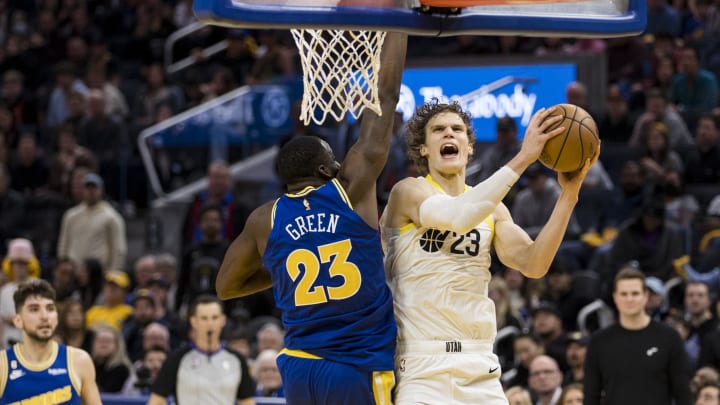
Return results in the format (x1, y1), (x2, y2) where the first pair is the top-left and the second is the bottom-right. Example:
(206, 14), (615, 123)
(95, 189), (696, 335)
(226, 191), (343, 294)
(558, 142), (601, 192)
(519, 107), (566, 162)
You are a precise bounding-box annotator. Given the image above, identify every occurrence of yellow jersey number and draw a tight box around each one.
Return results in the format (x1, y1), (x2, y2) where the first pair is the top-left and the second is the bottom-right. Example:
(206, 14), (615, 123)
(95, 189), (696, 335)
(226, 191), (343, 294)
(285, 239), (362, 306)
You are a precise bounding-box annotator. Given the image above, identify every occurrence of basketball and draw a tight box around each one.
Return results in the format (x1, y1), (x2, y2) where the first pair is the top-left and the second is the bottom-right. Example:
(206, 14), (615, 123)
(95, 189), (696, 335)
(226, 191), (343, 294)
(538, 103), (599, 173)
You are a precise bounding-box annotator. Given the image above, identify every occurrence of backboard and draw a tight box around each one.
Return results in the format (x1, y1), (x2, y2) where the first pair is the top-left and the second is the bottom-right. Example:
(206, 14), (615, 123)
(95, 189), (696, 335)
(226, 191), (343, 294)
(193, 0), (646, 37)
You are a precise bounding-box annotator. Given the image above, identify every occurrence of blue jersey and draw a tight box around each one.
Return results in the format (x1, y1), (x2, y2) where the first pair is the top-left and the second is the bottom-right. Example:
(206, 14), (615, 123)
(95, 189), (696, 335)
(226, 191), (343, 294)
(0, 342), (82, 405)
(263, 178), (396, 371)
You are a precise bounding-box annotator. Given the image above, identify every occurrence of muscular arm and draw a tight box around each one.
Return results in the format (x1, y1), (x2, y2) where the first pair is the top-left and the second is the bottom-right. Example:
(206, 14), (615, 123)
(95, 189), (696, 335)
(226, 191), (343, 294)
(493, 145), (600, 278)
(70, 348), (102, 405)
(337, 32), (407, 227)
(216, 202), (273, 299)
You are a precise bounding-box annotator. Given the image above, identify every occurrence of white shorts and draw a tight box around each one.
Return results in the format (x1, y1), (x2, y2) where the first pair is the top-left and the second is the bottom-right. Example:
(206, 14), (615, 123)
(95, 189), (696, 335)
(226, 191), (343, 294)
(394, 340), (508, 405)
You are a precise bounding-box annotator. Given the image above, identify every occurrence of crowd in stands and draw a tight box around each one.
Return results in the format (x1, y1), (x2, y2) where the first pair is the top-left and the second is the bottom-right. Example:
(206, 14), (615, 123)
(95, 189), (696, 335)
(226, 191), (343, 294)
(1, 0), (720, 403)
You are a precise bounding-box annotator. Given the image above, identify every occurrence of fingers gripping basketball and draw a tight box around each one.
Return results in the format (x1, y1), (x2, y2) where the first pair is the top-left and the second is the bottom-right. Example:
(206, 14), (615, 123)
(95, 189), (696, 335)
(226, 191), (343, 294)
(538, 104), (599, 173)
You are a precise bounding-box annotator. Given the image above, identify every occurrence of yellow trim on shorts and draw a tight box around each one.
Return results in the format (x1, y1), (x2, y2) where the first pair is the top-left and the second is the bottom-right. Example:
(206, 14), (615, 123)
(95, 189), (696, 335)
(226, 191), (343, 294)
(372, 370), (395, 405)
(0, 350), (7, 398)
(279, 348), (323, 360)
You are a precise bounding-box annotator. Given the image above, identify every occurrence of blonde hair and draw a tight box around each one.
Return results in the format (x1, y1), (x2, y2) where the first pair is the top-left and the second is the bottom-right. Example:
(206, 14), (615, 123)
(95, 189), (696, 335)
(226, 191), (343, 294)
(505, 386), (532, 405)
(489, 276), (520, 329)
(92, 323), (132, 370)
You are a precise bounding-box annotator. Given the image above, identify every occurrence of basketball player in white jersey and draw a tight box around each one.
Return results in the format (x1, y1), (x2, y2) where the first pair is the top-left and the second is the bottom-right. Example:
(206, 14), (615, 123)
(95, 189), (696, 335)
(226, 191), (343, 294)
(381, 102), (599, 404)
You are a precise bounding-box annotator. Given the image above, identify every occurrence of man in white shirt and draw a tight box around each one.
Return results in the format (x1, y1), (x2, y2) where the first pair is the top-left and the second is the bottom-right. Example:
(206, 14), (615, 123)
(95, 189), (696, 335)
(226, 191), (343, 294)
(57, 173), (126, 271)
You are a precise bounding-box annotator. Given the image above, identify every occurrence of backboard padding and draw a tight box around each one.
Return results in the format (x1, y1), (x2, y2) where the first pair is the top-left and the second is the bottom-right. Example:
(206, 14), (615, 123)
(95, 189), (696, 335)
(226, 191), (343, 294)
(194, 0), (646, 37)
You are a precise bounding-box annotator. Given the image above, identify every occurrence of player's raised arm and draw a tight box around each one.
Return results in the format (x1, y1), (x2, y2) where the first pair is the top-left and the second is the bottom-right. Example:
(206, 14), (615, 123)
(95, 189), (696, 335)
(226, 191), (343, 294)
(337, 32), (407, 224)
(493, 143), (600, 278)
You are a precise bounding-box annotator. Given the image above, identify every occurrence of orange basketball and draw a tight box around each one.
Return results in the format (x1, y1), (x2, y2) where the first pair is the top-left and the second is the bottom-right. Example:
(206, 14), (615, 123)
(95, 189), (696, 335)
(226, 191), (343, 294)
(538, 104), (599, 173)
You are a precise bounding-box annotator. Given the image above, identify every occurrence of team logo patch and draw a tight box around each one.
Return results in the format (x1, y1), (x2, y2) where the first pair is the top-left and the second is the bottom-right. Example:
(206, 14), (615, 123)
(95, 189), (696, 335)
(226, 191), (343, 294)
(399, 359), (406, 373)
(419, 229), (449, 252)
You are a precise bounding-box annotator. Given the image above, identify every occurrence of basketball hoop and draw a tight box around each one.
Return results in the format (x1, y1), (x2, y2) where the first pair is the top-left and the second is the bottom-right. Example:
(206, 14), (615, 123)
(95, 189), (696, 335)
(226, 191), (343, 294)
(291, 29), (387, 126)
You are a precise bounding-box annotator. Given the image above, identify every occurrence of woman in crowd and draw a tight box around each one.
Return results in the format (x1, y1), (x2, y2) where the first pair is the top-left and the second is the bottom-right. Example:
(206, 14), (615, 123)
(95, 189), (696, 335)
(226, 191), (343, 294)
(91, 323), (132, 393)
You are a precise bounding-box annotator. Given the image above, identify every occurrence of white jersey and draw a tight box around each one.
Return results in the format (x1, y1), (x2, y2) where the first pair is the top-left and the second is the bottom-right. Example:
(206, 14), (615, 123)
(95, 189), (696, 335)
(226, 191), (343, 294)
(382, 177), (497, 344)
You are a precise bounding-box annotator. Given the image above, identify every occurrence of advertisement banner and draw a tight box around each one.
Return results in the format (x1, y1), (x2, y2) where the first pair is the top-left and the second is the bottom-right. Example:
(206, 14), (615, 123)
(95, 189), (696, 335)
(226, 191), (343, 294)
(398, 64), (577, 142)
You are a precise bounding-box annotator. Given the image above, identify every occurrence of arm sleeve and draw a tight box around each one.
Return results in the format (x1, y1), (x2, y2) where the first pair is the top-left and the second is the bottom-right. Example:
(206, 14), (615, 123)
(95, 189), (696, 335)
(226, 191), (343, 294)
(418, 166), (519, 234)
(233, 351), (256, 399)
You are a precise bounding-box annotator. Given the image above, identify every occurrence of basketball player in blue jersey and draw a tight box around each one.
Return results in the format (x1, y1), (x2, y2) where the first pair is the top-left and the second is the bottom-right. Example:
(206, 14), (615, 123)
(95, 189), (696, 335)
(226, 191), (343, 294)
(380, 102), (600, 405)
(216, 32), (407, 405)
(0, 279), (101, 405)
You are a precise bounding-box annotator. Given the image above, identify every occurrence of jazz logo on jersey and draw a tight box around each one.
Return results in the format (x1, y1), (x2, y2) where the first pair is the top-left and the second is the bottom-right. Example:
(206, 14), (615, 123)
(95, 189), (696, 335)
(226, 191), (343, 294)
(419, 228), (481, 256)
(8, 385), (72, 405)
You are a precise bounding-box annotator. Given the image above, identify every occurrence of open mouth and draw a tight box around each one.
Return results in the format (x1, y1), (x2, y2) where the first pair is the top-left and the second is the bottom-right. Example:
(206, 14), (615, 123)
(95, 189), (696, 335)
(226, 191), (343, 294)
(440, 143), (459, 158)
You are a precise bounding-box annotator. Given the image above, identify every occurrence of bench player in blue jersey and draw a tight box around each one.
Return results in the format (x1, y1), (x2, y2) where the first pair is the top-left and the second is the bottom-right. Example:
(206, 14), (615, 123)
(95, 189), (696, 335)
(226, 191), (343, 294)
(216, 32), (407, 405)
(0, 279), (102, 405)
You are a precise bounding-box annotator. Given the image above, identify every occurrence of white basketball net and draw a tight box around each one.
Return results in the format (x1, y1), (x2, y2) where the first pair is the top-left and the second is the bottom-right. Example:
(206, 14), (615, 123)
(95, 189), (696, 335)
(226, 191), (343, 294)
(291, 29), (387, 126)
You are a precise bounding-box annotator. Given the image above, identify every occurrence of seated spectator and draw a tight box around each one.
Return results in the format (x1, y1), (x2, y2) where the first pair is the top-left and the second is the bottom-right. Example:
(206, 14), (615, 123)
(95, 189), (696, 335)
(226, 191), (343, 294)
(253, 349), (283, 398)
(603, 199), (687, 283)
(512, 163), (581, 240)
(55, 296), (93, 352)
(691, 367), (720, 399)
(142, 322), (172, 355)
(629, 88), (693, 150)
(661, 169), (699, 228)
(597, 85), (635, 143)
(123, 289), (160, 362)
(684, 114), (720, 185)
(51, 258), (78, 302)
(528, 355), (563, 405)
(505, 386), (533, 405)
(255, 322), (284, 356)
(146, 274), (186, 347)
(645, 276), (667, 320)
(0, 166), (25, 250)
(224, 326), (252, 360)
(75, 257), (104, 310)
(91, 323), (132, 393)
(531, 301), (569, 372)
(558, 383), (584, 405)
(8, 133), (49, 196)
(490, 276), (523, 371)
(502, 333), (545, 389)
(564, 332), (588, 385)
(638, 121), (685, 185)
(670, 46), (719, 131)
(47, 123), (98, 194)
(85, 270), (133, 330)
(0, 238), (40, 346)
(126, 345), (168, 396)
(694, 380), (720, 405)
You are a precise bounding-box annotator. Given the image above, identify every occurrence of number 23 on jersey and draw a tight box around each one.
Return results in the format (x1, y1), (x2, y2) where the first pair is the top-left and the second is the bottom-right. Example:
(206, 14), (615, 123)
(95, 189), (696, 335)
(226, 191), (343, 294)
(285, 239), (363, 306)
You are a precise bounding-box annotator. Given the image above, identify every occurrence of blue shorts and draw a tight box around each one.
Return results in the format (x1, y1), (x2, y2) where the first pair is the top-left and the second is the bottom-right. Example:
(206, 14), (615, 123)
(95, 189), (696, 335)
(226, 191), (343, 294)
(276, 349), (395, 405)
